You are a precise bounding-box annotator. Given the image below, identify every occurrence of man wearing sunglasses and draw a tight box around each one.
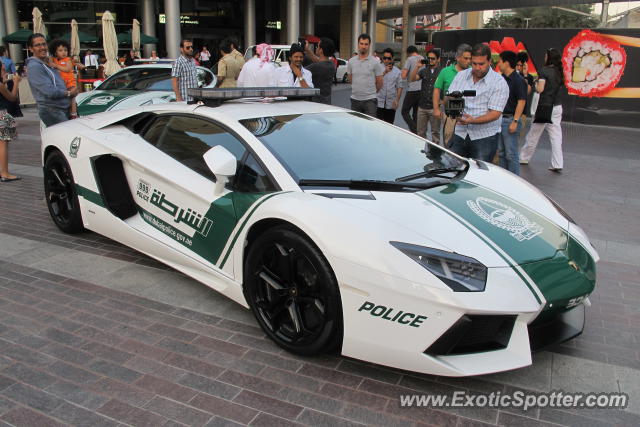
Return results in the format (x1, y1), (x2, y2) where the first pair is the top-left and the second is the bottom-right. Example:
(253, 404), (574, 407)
(409, 49), (442, 144)
(171, 39), (198, 102)
(376, 49), (402, 124)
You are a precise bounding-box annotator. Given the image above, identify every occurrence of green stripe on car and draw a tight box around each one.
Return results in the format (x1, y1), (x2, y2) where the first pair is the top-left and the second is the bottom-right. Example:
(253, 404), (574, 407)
(218, 192), (289, 269)
(416, 189), (543, 304)
(75, 184), (104, 207)
(416, 181), (596, 310)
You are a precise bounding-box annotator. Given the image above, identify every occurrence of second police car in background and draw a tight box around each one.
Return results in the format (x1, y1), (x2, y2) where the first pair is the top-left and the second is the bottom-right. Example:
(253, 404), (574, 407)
(76, 64), (217, 116)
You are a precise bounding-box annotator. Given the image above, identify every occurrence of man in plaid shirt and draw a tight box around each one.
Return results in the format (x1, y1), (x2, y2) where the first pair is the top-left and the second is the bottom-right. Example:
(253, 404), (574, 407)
(171, 39), (199, 102)
(447, 43), (509, 162)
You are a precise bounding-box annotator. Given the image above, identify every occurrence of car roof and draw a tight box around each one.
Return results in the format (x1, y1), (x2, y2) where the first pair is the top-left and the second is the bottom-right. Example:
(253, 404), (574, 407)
(107, 63), (212, 74)
(120, 63), (174, 69)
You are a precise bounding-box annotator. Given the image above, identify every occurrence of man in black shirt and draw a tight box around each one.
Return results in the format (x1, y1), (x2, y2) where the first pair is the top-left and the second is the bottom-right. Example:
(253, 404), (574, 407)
(410, 49), (442, 144)
(304, 38), (336, 104)
(497, 51), (527, 175)
(516, 52), (536, 140)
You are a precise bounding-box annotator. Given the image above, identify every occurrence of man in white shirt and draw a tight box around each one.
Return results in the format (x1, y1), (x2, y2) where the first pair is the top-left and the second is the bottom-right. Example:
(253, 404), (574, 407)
(272, 43), (313, 88)
(237, 44), (278, 87)
(84, 49), (98, 67)
(446, 43), (509, 162)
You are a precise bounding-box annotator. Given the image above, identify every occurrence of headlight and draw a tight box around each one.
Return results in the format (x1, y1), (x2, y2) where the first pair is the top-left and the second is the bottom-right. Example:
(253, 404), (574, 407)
(390, 242), (487, 292)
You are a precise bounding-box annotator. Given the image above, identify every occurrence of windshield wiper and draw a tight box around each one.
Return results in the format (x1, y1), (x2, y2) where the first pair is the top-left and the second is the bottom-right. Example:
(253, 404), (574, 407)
(395, 166), (466, 183)
(298, 179), (450, 191)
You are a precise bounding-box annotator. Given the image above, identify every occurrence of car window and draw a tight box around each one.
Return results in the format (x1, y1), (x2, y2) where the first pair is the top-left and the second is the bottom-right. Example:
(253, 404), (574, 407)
(142, 115), (171, 145)
(240, 112), (463, 182)
(100, 68), (172, 91)
(236, 154), (277, 193)
(197, 69), (213, 87)
(152, 115), (248, 182)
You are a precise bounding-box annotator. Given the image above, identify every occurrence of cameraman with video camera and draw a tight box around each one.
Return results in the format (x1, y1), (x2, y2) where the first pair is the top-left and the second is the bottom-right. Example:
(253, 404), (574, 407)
(433, 44), (472, 146)
(446, 43), (509, 162)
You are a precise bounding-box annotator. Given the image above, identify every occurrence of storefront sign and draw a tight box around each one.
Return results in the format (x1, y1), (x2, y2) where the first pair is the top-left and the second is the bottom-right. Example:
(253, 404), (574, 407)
(159, 14), (200, 25)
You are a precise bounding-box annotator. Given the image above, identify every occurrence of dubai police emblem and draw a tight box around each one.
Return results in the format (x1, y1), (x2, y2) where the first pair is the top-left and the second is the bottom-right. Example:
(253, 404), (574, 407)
(87, 95), (115, 106)
(467, 197), (543, 242)
(69, 137), (81, 158)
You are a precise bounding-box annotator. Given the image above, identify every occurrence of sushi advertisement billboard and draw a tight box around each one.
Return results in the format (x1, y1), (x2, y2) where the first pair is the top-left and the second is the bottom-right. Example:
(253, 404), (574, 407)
(433, 28), (640, 128)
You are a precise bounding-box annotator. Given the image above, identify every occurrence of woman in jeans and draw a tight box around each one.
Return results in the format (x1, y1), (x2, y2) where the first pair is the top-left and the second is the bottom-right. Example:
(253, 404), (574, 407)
(0, 61), (20, 182)
(519, 48), (564, 173)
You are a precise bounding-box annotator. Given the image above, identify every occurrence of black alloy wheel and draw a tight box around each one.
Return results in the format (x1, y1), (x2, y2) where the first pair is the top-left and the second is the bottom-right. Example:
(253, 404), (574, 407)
(44, 150), (84, 233)
(244, 226), (343, 356)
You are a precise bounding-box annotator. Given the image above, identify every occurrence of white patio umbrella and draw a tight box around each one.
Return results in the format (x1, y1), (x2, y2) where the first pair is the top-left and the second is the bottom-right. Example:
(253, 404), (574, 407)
(101, 11), (121, 77)
(70, 19), (80, 58)
(32, 7), (47, 37)
(132, 19), (141, 57)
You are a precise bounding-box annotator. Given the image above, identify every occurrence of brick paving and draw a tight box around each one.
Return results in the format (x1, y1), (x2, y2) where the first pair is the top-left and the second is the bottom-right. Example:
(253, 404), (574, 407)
(0, 108), (638, 426)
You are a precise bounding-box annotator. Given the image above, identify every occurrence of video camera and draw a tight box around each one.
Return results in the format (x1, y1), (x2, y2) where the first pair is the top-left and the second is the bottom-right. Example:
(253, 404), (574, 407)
(445, 90), (476, 118)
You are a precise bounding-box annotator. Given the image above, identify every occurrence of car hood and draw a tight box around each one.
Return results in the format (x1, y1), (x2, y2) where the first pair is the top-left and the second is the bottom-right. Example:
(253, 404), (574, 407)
(317, 179), (570, 268)
(77, 90), (174, 116)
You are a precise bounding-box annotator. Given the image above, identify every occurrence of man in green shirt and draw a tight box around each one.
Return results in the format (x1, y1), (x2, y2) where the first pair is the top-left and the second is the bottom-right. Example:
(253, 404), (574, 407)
(433, 44), (472, 146)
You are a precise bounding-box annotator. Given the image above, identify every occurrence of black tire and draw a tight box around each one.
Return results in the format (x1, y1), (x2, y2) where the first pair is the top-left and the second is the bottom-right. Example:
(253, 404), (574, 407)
(244, 225), (343, 356)
(44, 150), (85, 234)
(342, 73), (348, 83)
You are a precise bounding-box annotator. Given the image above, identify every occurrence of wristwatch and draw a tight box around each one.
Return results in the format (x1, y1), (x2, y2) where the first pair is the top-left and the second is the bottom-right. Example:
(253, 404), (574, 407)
(299, 77), (305, 82)
(513, 117), (519, 123)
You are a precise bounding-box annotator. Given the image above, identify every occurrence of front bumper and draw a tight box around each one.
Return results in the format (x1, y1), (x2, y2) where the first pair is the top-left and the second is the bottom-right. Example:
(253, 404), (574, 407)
(529, 303), (585, 351)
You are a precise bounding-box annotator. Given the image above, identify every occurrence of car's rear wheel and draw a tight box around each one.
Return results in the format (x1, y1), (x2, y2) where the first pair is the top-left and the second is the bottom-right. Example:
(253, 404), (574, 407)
(44, 150), (84, 234)
(244, 226), (343, 356)
(342, 73), (348, 83)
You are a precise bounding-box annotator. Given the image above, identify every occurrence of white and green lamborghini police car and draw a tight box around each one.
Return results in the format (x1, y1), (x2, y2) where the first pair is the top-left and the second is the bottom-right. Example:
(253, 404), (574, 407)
(41, 88), (598, 377)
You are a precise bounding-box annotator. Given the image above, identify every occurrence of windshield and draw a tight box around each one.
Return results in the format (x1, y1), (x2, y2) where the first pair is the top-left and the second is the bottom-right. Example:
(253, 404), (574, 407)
(100, 68), (173, 91)
(240, 112), (464, 182)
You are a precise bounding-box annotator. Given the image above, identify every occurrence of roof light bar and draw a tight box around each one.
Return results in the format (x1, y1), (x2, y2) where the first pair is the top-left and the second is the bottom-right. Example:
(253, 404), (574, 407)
(187, 87), (320, 106)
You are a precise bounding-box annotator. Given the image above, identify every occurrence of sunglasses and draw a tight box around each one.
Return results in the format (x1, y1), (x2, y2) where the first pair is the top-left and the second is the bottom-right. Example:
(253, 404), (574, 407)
(382, 57), (393, 60)
(428, 57), (437, 60)
(32, 42), (47, 48)
(184, 46), (194, 50)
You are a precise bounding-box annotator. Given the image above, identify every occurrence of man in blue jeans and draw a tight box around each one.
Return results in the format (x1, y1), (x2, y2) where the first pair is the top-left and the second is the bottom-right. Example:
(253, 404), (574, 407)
(497, 51), (527, 175)
(25, 33), (76, 127)
(446, 44), (509, 162)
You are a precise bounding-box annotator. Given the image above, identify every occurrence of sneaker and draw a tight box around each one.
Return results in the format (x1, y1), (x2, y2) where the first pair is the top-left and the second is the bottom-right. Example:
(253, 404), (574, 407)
(519, 160), (529, 165)
(548, 168), (562, 173)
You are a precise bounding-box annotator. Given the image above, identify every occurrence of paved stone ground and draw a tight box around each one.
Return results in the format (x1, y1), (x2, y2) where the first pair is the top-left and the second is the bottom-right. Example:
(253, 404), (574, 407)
(0, 103), (638, 426)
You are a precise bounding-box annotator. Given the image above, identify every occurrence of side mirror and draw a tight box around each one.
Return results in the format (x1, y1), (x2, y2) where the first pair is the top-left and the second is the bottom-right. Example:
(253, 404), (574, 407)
(93, 80), (103, 89)
(203, 145), (237, 195)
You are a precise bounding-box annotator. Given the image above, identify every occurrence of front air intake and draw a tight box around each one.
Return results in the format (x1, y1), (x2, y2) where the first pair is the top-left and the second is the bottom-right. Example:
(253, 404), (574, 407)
(425, 315), (516, 356)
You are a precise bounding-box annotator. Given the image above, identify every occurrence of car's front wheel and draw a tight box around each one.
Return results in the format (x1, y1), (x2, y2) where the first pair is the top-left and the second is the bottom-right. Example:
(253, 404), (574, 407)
(244, 226), (343, 356)
(44, 150), (84, 233)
